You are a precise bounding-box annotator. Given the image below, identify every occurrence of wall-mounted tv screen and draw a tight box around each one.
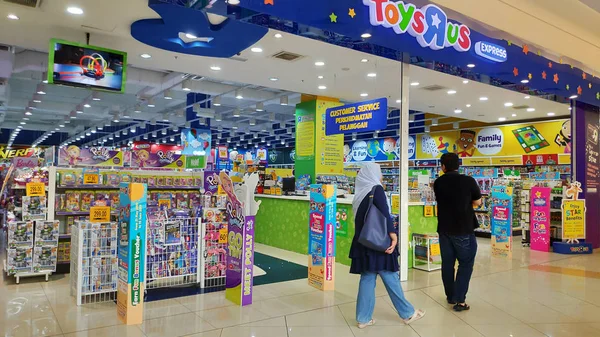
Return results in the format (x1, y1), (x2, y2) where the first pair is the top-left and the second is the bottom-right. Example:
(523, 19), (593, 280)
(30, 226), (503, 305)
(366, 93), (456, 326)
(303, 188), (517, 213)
(47, 39), (127, 93)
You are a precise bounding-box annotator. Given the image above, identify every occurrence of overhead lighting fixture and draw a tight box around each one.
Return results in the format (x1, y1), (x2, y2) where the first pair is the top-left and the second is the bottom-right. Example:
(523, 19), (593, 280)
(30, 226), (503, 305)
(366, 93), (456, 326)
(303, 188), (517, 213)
(527, 108), (535, 112)
(360, 93), (368, 97)
(396, 99), (402, 103)
(36, 84), (46, 95)
(511, 114), (517, 117)
(521, 79), (529, 84)
(91, 128), (97, 134)
(465, 104), (471, 108)
(147, 99), (155, 108)
(256, 102), (264, 111)
(547, 112), (555, 116)
(20, 122), (26, 125)
(479, 97), (488, 101)
(504, 102), (514, 107)
(140, 53), (151, 59)
(210, 66), (221, 71)
(249, 119), (256, 126)
(410, 82), (419, 86)
(318, 85), (327, 90)
(7, 14), (19, 20)
(69, 111), (77, 119)
(164, 90), (173, 100)
(269, 77), (278, 81)
(280, 96), (288, 106)
(462, 80), (469, 84)
(447, 90), (457, 95)
(250, 47), (263, 53)
(274, 33), (282, 38)
(235, 89), (243, 99)
(92, 92), (101, 101)
(361, 33), (372, 38)
(185, 33), (197, 39)
(66, 7), (84, 15)
(83, 103), (91, 108)
(215, 114), (222, 122)
(25, 111), (32, 116)
(424, 126), (430, 133)
(431, 118), (438, 126)
(524, 96), (531, 99)
(367, 73), (377, 78)
(454, 109), (462, 114)
(232, 125), (238, 130)
(467, 64), (475, 68)
(569, 95), (578, 99)
(59, 124), (65, 128)
(498, 117), (506, 121)
(361, 58), (368, 63)
(181, 80), (192, 92)
(233, 108), (241, 117)
(314, 61), (325, 66)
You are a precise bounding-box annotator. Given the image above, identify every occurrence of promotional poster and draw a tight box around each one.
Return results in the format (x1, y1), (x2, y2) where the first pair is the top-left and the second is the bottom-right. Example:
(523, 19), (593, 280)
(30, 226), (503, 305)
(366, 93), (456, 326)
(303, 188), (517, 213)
(181, 128), (211, 156)
(131, 143), (185, 168)
(530, 187), (551, 252)
(308, 184), (336, 291)
(58, 146), (123, 167)
(490, 185), (513, 258)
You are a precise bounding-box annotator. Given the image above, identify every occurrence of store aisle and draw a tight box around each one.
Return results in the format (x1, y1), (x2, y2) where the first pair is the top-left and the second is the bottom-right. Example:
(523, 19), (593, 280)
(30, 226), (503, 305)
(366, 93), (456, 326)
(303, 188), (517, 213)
(1, 240), (600, 337)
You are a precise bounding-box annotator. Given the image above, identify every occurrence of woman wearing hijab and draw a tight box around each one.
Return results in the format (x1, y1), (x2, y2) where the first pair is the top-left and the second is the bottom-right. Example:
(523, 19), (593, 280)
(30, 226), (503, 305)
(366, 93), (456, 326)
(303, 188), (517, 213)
(349, 163), (425, 329)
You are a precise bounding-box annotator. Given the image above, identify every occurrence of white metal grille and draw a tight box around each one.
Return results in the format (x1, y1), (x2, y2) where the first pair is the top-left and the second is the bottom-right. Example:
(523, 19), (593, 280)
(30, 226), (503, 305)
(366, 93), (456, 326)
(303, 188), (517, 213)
(70, 221), (118, 305)
(199, 207), (227, 289)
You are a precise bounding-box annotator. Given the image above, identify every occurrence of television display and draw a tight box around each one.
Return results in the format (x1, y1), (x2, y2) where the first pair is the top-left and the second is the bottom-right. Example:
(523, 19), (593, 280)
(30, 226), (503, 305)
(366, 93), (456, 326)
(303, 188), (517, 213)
(48, 39), (127, 93)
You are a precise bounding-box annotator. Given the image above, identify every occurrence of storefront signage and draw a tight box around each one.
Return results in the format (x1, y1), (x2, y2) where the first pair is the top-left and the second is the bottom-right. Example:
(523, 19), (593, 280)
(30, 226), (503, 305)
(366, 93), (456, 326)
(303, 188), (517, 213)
(530, 187), (551, 252)
(490, 185), (513, 258)
(325, 98), (387, 135)
(491, 156), (523, 166)
(59, 146), (123, 167)
(462, 157), (491, 166)
(364, 1), (471, 52)
(0, 146), (42, 159)
(26, 182), (45, 197)
(308, 184), (336, 291)
(474, 41), (507, 63)
(90, 206), (111, 223)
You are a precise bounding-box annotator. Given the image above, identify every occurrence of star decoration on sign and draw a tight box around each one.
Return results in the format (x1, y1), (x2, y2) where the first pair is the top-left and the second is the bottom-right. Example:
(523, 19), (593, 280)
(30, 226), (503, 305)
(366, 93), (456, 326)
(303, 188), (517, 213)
(264, 0), (274, 5)
(577, 86), (583, 95)
(583, 72), (587, 80)
(542, 71), (547, 80)
(329, 12), (338, 23)
(560, 57), (563, 64)
(537, 50), (541, 56)
(431, 13), (441, 28)
(507, 40), (512, 46)
(597, 92), (600, 100)
(513, 67), (519, 77)
(548, 62), (553, 68)
(522, 45), (529, 55)
(536, 191), (542, 198)
(348, 8), (356, 18)
(590, 83), (593, 89)
(554, 74), (559, 84)
(566, 84), (570, 90)
(528, 73), (532, 80)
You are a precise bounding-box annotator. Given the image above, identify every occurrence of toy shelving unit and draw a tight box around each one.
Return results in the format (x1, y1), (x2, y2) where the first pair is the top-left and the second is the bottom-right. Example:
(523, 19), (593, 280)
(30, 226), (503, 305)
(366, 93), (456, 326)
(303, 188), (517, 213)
(146, 216), (201, 289)
(412, 233), (442, 272)
(70, 221), (118, 306)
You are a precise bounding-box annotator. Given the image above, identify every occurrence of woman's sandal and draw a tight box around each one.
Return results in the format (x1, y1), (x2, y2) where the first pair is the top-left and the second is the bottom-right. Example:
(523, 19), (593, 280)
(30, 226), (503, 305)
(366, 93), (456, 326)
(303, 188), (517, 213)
(453, 303), (470, 312)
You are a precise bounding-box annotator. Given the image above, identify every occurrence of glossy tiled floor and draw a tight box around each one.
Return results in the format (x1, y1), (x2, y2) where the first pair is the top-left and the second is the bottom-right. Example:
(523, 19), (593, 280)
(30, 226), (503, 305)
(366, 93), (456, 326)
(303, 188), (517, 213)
(2, 240), (600, 337)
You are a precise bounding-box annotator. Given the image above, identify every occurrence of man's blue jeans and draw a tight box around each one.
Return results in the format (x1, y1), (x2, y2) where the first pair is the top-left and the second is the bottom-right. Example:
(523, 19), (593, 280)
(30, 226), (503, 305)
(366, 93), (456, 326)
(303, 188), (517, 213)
(356, 270), (415, 324)
(439, 233), (478, 304)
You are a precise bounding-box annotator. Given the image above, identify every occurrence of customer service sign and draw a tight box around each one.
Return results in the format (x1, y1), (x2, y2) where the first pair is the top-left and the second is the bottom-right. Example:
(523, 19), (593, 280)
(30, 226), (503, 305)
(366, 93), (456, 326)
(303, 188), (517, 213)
(325, 98), (387, 135)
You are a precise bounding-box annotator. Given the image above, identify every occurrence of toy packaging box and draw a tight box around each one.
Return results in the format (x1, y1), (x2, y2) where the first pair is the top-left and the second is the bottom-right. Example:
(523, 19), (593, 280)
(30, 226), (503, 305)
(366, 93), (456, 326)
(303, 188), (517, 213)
(33, 246), (58, 272)
(8, 221), (34, 248)
(66, 192), (81, 212)
(34, 221), (59, 246)
(7, 247), (33, 274)
(22, 196), (47, 221)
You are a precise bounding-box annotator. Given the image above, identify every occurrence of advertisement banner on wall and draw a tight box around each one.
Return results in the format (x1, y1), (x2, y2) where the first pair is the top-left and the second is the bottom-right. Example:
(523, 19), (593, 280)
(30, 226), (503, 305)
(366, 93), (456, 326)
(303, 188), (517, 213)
(308, 184), (336, 291)
(0, 146), (43, 159)
(131, 143), (185, 168)
(325, 98), (388, 135)
(316, 100), (344, 175)
(416, 119), (571, 159)
(585, 121), (600, 192)
(181, 128), (211, 156)
(490, 185), (513, 258)
(58, 146), (123, 167)
(530, 187), (551, 252)
(345, 136), (414, 162)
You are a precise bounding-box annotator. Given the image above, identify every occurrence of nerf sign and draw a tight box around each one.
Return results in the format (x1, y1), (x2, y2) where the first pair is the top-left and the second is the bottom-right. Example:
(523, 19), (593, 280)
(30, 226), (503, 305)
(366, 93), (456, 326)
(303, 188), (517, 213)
(364, 1), (471, 52)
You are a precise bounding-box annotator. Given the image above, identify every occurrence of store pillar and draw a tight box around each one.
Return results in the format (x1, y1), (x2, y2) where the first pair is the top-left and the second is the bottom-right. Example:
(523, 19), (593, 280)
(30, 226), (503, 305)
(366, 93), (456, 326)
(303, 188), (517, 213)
(308, 184), (336, 291)
(399, 58), (410, 281)
(294, 96), (344, 188)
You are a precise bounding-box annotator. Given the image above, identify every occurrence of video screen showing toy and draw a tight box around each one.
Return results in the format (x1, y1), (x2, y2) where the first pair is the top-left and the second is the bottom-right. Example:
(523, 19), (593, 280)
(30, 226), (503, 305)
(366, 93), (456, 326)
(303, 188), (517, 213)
(50, 40), (126, 92)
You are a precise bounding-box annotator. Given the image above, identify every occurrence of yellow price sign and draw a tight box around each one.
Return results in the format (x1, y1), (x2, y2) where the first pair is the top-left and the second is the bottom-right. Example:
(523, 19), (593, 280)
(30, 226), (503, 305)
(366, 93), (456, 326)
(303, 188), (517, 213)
(275, 187), (282, 195)
(430, 243), (441, 256)
(158, 199), (171, 209)
(90, 206), (111, 223)
(218, 228), (228, 244)
(83, 173), (99, 185)
(391, 194), (400, 215)
(424, 205), (434, 217)
(26, 182), (45, 197)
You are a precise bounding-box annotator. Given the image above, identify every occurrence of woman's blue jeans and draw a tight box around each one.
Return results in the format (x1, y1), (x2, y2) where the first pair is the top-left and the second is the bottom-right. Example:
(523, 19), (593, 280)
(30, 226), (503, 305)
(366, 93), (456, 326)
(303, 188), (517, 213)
(356, 270), (415, 324)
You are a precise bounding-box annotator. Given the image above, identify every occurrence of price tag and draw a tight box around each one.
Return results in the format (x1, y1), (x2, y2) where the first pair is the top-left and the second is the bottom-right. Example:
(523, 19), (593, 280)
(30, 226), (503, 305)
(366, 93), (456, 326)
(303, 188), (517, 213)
(26, 182), (45, 196)
(90, 206), (111, 223)
(430, 243), (441, 256)
(275, 187), (282, 195)
(424, 205), (434, 217)
(218, 228), (228, 244)
(83, 173), (99, 185)
(158, 199), (171, 209)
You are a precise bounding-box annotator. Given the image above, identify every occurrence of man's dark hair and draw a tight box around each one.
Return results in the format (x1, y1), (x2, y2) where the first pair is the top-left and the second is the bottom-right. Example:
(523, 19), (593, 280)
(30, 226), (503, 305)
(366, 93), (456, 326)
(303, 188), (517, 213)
(440, 152), (459, 171)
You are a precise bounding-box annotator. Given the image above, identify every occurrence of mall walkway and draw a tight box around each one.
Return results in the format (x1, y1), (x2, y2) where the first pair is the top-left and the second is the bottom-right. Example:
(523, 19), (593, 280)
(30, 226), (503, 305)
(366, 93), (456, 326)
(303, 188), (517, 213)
(2, 240), (600, 337)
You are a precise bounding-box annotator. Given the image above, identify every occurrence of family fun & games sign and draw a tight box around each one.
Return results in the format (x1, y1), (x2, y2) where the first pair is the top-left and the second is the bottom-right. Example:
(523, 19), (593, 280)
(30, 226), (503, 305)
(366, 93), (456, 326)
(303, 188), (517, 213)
(363, 1), (471, 52)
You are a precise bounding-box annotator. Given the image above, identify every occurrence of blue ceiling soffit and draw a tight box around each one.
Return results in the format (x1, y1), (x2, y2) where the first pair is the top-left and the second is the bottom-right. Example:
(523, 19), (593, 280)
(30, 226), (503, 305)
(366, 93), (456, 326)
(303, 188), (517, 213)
(130, 0), (268, 58)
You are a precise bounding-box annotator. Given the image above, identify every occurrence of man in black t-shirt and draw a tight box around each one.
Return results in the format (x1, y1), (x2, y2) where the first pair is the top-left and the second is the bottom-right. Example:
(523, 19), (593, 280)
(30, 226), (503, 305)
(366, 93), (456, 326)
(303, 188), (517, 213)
(433, 153), (482, 312)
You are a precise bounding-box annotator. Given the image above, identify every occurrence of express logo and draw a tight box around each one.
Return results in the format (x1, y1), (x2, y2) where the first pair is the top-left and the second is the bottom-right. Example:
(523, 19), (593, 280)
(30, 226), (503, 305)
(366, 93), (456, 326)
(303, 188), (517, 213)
(474, 41), (507, 63)
(156, 150), (175, 164)
(89, 147), (110, 161)
(364, 1), (471, 52)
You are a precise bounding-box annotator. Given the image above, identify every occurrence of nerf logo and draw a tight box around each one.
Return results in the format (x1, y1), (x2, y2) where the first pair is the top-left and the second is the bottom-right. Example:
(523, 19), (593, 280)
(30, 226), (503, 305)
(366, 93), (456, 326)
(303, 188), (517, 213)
(474, 41), (507, 63)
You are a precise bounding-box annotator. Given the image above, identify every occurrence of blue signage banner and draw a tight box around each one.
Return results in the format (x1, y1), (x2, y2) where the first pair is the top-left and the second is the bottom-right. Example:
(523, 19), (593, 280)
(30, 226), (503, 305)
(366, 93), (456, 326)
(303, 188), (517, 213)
(344, 135), (415, 162)
(325, 98), (387, 136)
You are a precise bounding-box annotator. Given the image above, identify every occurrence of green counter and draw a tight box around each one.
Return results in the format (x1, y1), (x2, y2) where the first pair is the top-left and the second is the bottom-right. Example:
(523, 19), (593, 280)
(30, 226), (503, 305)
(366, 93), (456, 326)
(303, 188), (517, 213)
(254, 196), (438, 268)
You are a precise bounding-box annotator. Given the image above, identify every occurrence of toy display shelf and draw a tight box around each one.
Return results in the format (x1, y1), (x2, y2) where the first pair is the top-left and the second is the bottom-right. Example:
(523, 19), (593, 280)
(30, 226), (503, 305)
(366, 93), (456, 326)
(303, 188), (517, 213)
(55, 185), (202, 190)
(3, 259), (51, 283)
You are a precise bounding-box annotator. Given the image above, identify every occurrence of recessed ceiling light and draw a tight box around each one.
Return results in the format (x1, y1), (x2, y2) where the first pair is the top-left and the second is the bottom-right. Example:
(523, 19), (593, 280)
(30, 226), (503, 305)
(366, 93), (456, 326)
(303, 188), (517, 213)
(361, 58), (368, 63)
(318, 85), (327, 90)
(504, 102), (514, 107)
(454, 109), (462, 114)
(274, 33), (282, 38)
(235, 89), (243, 99)
(140, 53), (152, 59)
(466, 104), (471, 108)
(20, 122), (26, 125)
(25, 111), (32, 116)
(498, 117), (506, 121)
(67, 7), (84, 15)
(521, 79), (529, 84)
(83, 103), (91, 108)
(269, 77), (278, 81)
(527, 108), (535, 112)
(462, 80), (469, 84)
(210, 66), (221, 71)
(569, 107), (572, 111)
(360, 93), (368, 97)
(315, 61), (325, 66)
(447, 90), (457, 95)
(524, 96), (531, 99)
(410, 82), (419, 86)
(7, 14), (19, 20)
(396, 99), (402, 103)
(512, 113), (517, 117)
(361, 33), (372, 38)
(547, 112), (555, 116)
(317, 75), (324, 79)
(251, 47), (263, 53)
(367, 73), (377, 78)
(479, 97), (488, 101)
(185, 33), (197, 39)
(569, 95), (578, 99)
(467, 64), (475, 68)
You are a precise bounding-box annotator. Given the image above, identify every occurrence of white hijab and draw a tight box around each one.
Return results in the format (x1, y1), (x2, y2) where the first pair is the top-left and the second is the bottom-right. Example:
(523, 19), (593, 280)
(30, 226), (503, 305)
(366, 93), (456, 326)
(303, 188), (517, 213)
(352, 162), (384, 216)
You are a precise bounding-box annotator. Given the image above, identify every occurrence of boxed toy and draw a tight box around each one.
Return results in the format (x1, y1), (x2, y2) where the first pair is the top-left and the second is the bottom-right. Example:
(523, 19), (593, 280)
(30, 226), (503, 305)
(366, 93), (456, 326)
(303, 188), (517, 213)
(60, 171), (78, 186)
(66, 192), (81, 212)
(33, 246), (58, 272)
(22, 196), (47, 221)
(7, 247), (33, 274)
(8, 221), (34, 247)
(34, 221), (59, 246)
(80, 192), (94, 211)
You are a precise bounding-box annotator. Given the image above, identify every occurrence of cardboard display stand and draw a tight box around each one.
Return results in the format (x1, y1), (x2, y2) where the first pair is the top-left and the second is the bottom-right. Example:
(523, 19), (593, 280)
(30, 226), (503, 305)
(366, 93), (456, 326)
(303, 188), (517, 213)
(308, 184), (336, 291)
(219, 172), (261, 306)
(530, 187), (551, 252)
(490, 185), (513, 258)
(116, 183), (147, 325)
(553, 181), (592, 254)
